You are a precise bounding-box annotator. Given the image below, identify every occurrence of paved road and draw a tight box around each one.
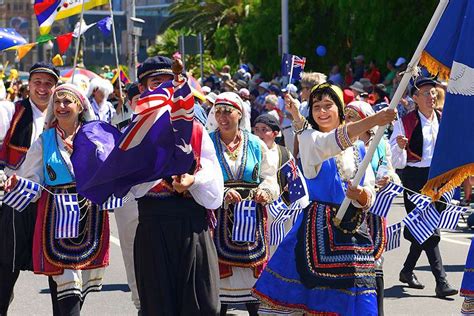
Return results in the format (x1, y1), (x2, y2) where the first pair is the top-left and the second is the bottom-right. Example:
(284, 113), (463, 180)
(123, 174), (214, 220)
(6, 197), (473, 316)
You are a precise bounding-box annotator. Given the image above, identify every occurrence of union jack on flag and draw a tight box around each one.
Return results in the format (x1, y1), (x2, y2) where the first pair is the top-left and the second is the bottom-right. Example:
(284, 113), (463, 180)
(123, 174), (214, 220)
(280, 158), (308, 204)
(281, 53), (307, 82)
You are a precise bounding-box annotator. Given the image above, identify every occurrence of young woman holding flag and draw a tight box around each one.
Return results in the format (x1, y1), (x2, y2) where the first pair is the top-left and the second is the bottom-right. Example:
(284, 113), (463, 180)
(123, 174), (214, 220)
(4, 84), (109, 316)
(252, 83), (396, 315)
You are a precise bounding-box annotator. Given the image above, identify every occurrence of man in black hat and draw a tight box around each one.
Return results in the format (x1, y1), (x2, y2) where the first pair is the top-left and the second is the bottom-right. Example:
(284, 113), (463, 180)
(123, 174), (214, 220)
(137, 56), (174, 93)
(0, 62), (59, 314)
(389, 77), (458, 298)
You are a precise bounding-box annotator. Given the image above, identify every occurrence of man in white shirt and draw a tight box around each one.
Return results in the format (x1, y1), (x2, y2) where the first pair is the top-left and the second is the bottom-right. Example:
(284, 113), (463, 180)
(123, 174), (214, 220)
(390, 77), (458, 298)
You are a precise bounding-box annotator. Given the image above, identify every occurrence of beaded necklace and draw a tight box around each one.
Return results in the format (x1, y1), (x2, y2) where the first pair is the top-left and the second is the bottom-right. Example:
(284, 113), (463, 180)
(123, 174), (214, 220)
(335, 144), (360, 185)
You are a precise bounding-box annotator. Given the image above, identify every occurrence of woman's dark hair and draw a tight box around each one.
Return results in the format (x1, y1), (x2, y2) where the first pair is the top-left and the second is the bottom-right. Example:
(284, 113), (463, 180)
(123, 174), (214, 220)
(306, 84), (345, 131)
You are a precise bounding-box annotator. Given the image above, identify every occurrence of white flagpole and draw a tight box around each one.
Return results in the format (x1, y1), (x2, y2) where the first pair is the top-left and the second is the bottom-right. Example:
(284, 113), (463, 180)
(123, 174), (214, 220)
(288, 55), (294, 83)
(71, 0), (86, 84)
(335, 0), (449, 223)
(109, 0), (124, 114)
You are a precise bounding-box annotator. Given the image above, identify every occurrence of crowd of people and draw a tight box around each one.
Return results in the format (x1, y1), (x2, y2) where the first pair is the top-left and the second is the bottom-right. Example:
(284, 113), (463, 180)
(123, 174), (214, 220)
(0, 53), (471, 316)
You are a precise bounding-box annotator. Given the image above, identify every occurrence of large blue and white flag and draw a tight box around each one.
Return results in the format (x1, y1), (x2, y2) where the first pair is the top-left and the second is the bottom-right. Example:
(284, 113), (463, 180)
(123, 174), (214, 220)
(408, 192), (432, 211)
(232, 200), (257, 242)
(386, 222), (403, 251)
(54, 193), (80, 239)
(369, 182), (404, 218)
(420, 0), (474, 200)
(439, 205), (466, 230)
(280, 158), (309, 207)
(270, 208), (293, 245)
(281, 53), (306, 83)
(2, 177), (40, 212)
(403, 207), (437, 244)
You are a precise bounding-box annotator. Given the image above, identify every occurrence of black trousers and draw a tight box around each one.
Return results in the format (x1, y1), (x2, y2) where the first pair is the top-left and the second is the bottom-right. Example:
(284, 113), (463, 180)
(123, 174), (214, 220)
(401, 166), (447, 282)
(48, 277), (82, 316)
(0, 266), (19, 316)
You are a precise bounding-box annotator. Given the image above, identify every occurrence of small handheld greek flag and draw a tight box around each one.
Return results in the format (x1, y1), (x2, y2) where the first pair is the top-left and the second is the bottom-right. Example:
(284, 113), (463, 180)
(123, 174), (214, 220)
(421, 205), (441, 229)
(270, 208), (293, 245)
(369, 182), (404, 218)
(439, 205), (466, 230)
(100, 194), (128, 210)
(441, 189), (454, 203)
(2, 177), (40, 212)
(54, 193), (80, 239)
(385, 222), (402, 251)
(403, 207), (436, 244)
(408, 192), (432, 211)
(232, 200), (257, 242)
(268, 197), (287, 218)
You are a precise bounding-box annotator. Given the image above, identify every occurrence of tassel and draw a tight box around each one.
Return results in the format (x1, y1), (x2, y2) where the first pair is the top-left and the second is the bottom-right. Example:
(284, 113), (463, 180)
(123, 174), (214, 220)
(421, 163), (474, 200)
(419, 51), (451, 81)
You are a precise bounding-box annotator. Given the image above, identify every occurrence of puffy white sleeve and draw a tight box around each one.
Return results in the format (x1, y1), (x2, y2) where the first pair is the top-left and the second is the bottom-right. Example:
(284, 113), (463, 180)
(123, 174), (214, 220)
(298, 128), (348, 179)
(128, 179), (161, 199)
(383, 138), (401, 184)
(188, 129), (224, 209)
(389, 121), (407, 169)
(256, 139), (279, 201)
(0, 101), (14, 144)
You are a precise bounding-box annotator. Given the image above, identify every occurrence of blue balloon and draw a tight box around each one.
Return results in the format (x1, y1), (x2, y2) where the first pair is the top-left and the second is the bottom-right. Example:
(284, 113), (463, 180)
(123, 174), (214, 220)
(316, 45), (326, 57)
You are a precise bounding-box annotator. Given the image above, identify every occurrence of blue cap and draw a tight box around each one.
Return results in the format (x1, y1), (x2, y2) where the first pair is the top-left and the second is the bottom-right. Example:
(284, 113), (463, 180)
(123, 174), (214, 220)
(137, 56), (173, 81)
(410, 77), (437, 96)
(29, 62), (60, 82)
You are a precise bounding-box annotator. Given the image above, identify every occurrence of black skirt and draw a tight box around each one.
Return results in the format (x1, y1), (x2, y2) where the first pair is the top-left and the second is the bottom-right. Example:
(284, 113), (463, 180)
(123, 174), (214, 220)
(0, 203), (37, 271)
(134, 196), (219, 316)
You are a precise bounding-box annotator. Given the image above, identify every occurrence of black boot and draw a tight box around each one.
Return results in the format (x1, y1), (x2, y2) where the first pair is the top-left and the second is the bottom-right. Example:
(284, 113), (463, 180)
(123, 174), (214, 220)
(435, 279), (458, 298)
(399, 271), (425, 289)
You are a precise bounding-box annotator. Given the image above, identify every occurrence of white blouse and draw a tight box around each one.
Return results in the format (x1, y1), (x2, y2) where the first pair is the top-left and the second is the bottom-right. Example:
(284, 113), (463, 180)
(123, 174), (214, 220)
(218, 133), (279, 201)
(298, 128), (376, 209)
(130, 129), (225, 210)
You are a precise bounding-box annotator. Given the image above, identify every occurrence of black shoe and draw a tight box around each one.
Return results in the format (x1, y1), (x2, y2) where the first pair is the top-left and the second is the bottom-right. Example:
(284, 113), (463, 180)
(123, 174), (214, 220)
(399, 271), (425, 289)
(435, 280), (458, 297)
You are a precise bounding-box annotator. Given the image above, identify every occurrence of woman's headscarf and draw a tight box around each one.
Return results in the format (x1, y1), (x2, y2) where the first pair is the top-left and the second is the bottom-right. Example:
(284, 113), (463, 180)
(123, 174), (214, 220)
(345, 100), (377, 134)
(45, 83), (95, 127)
(205, 91), (251, 132)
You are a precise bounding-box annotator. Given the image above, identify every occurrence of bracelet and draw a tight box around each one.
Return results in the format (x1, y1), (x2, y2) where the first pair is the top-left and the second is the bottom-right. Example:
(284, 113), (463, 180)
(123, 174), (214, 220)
(358, 188), (372, 210)
(293, 118), (308, 135)
(260, 188), (274, 202)
(336, 126), (352, 150)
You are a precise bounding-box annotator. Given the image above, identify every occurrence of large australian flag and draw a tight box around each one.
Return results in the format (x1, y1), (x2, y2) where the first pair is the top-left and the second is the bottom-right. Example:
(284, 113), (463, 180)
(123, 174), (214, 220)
(71, 78), (195, 204)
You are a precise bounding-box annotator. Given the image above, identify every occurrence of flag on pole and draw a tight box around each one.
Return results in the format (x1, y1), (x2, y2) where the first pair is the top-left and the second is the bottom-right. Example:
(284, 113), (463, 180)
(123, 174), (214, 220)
(281, 53), (306, 83)
(2, 177), (40, 212)
(71, 78), (195, 204)
(419, 0), (474, 200)
(408, 192), (432, 211)
(369, 182), (404, 218)
(111, 66), (131, 86)
(439, 205), (466, 230)
(232, 200), (257, 242)
(34, 0), (108, 35)
(403, 207), (437, 244)
(54, 193), (80, 239)
(385, 222), (403, 251)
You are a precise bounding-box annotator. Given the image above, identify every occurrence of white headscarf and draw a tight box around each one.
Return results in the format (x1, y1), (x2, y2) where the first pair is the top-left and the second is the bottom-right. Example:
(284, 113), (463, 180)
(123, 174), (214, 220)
(45, 83), (95, 127)
(205, 91), (251, 132)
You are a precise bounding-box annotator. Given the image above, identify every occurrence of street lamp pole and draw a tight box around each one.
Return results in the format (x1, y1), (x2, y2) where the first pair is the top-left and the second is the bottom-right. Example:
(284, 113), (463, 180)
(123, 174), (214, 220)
(127, 0), (137, 82)
(281, 0), (289, 85)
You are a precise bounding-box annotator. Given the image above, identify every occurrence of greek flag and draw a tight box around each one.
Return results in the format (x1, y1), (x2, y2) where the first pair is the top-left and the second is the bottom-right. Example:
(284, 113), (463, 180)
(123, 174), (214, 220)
(386, 222), (403, 251)
(421, 205), (441, 230)
(268, 197), (287, 218)
(54, 193), (80, 239)
(403, 207), (436, 244)
(439, 205), (466, 230)
(3, 177), (40, 212)
(100, 194), (128, 210)
(369, 182), (404, 218)
(408, 192), (432, 210)
(441, 189), (455, 203)
(292, 209), (303, 225)
(270, 208), (294, 245)
(232, 200), (257, 242)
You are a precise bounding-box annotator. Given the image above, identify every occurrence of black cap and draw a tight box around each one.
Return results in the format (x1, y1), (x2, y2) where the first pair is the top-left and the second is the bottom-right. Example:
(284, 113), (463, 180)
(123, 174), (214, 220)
(126, 83), (140, 101)
(137, 56), (173, 81)
(254, 114), (280, 131)
(29, 62), (60, 82)
(410, 77), (437, 96)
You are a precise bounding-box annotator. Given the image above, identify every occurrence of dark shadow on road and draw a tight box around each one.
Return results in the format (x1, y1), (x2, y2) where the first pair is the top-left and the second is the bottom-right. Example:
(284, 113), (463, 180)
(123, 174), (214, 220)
(415, 264), (465, 273)
(40, 283), (130, 294)
(384, 285), (454, 301)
